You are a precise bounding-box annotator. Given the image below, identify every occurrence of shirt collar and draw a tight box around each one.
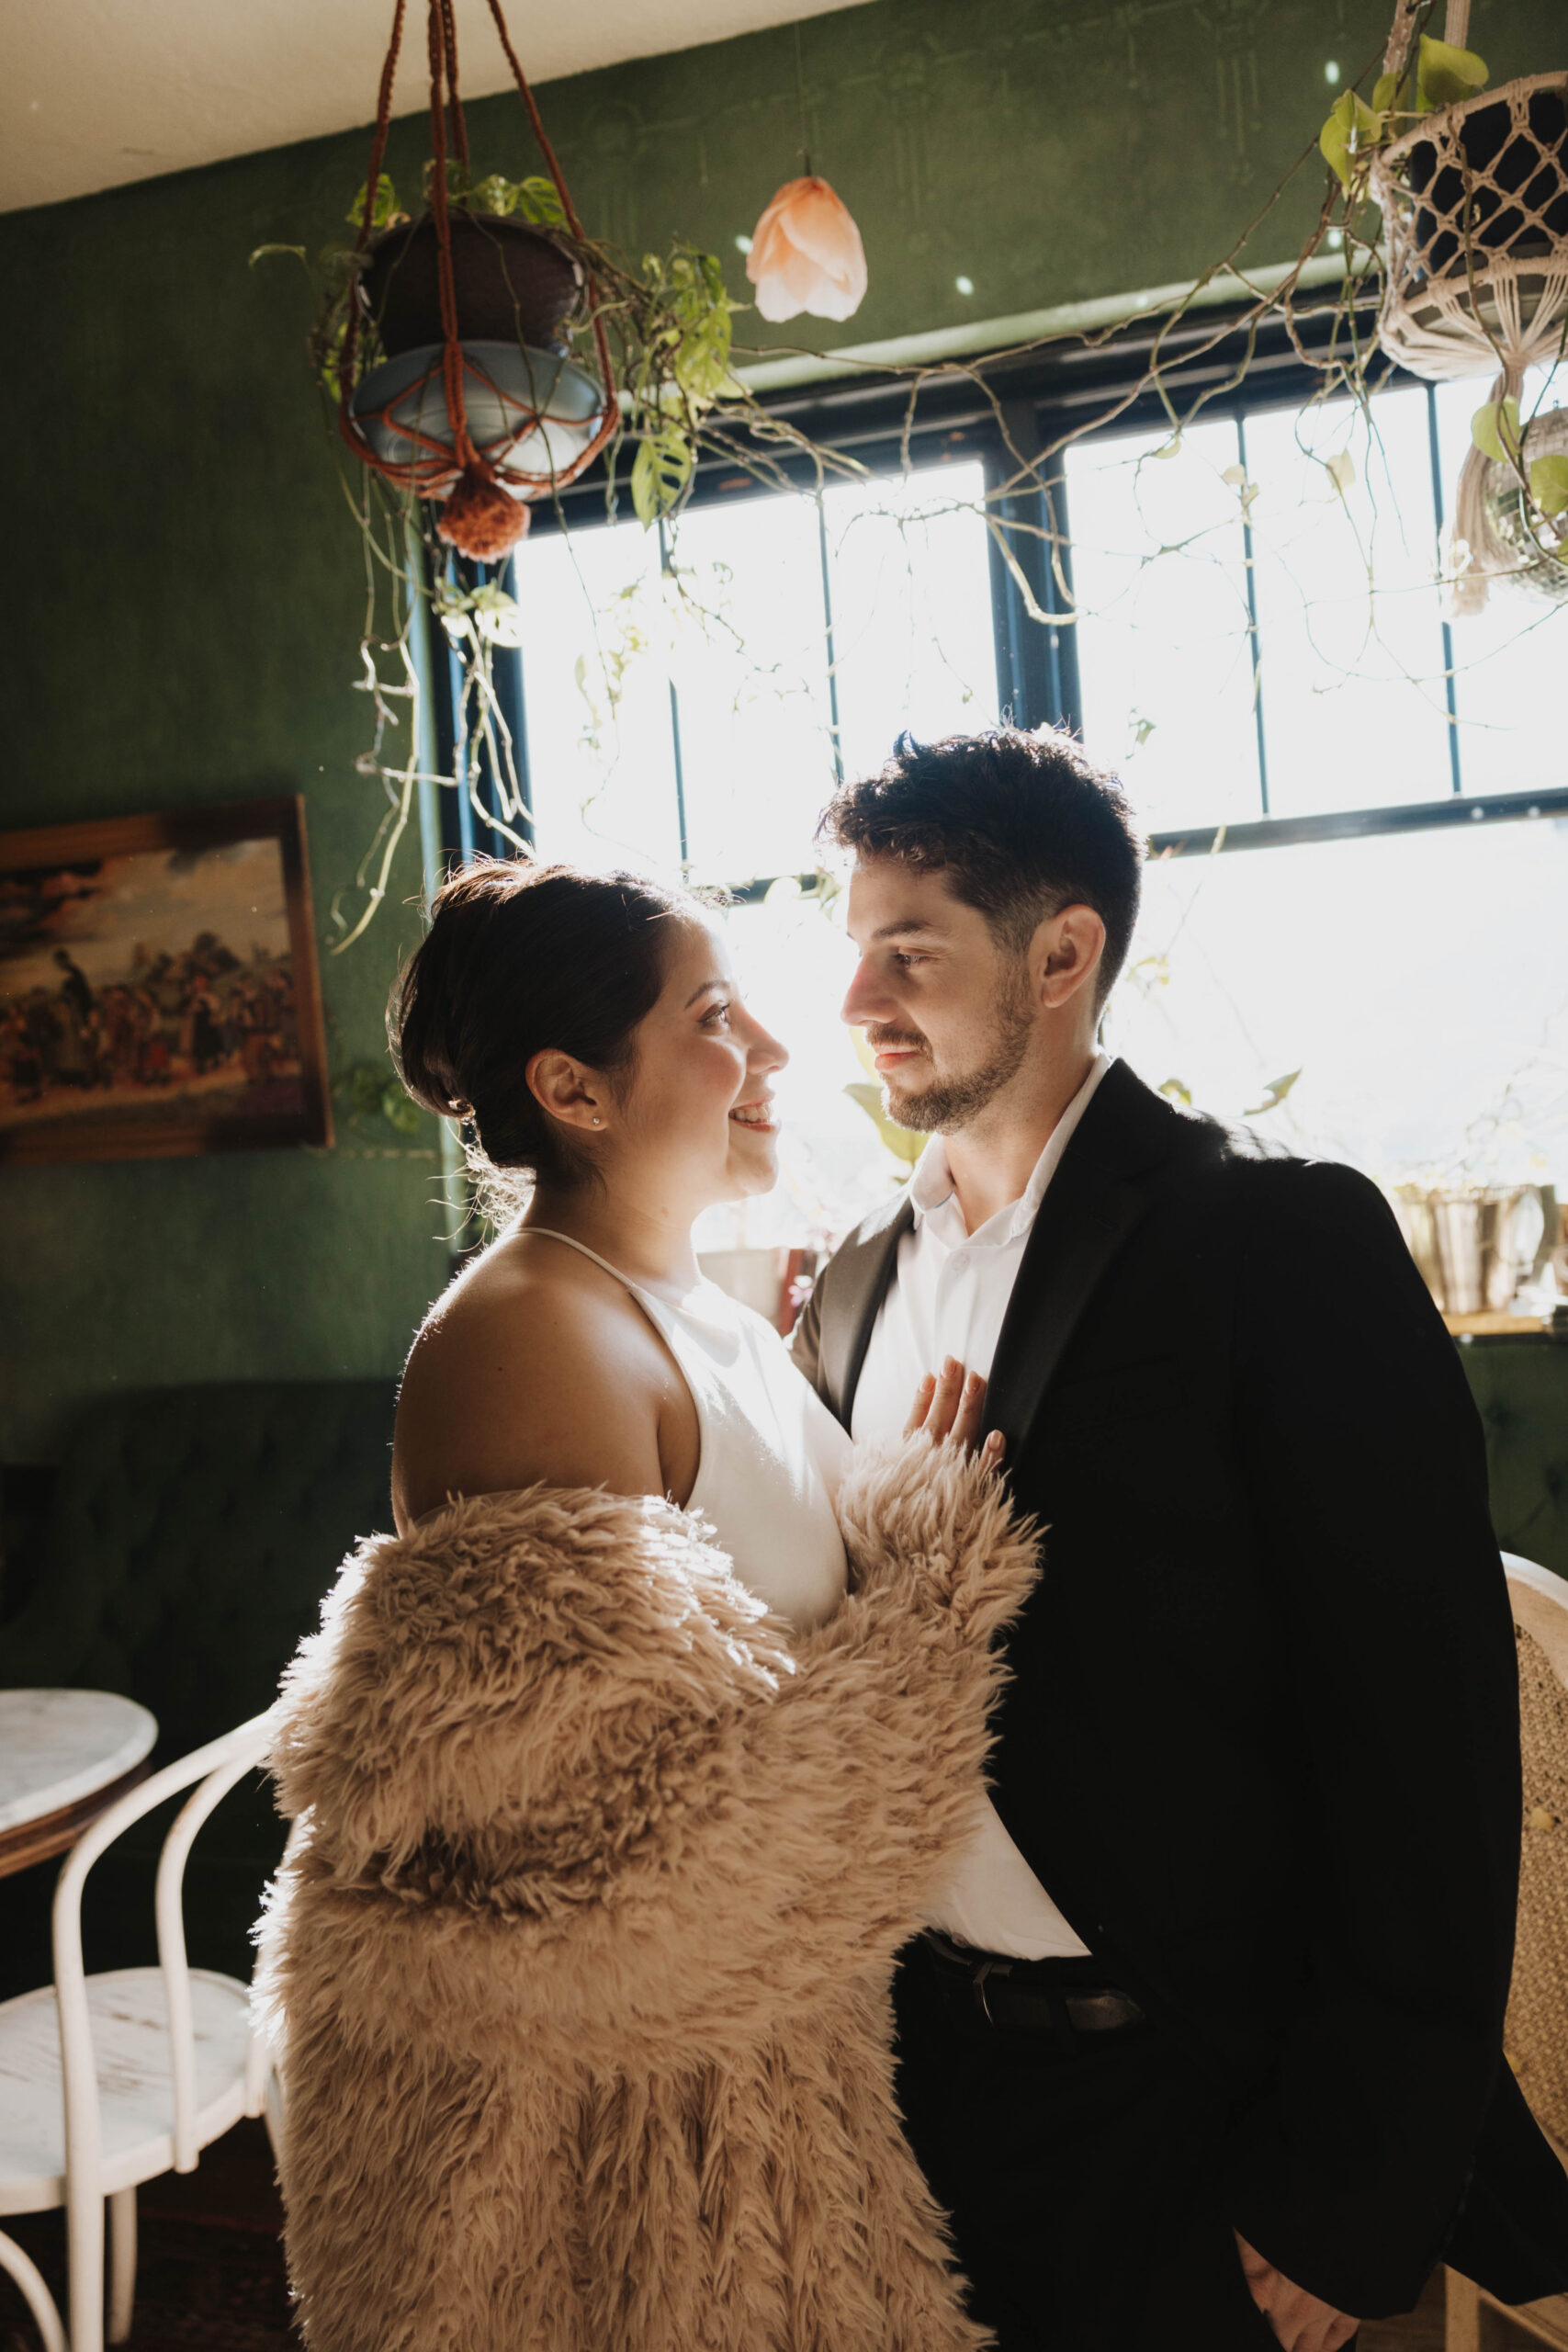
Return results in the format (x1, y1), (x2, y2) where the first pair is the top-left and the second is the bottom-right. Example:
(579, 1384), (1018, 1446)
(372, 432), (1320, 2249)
(906, 1052), (1113, 1247)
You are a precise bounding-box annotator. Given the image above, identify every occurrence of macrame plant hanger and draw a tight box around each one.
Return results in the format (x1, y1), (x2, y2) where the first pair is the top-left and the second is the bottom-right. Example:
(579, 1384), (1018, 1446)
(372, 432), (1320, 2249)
(335, 0), (619, 560)
(1370, 0), (1568, 610)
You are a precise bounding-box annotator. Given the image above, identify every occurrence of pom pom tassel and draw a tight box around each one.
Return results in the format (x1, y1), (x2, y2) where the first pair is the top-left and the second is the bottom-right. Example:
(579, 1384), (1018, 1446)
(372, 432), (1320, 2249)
(436, 469), (532, 561)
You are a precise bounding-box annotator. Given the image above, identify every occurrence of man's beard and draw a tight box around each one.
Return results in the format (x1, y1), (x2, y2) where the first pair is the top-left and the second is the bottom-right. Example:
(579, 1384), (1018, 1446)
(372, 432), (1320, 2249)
(876, 967), (1033, 1135)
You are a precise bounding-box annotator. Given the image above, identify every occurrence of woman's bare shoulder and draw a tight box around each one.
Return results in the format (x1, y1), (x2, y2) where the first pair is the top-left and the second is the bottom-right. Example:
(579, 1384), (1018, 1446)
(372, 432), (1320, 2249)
(392, 1234), (673, 1529)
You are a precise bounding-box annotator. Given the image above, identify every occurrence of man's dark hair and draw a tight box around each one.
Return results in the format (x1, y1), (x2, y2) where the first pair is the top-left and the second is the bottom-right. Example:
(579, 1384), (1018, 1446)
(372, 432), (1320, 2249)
(818, 727), (1145, 1011)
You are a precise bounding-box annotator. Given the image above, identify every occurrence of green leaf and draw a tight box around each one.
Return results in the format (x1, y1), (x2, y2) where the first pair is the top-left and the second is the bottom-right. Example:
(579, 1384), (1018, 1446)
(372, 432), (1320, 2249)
(1158, 1078), (1192, 1107)
(466, 582), (525, 646)
(466, 173), (518, 217)
(1472, 396), (1523, 464)
(381, 1083), (422, 1135)
(315, 242), (363, 287)
(673, 311), (735, 407)
(1416, 35), (1487, 113)
(248, 242), (308, 269)
(510, 175), (568, 230)
(340, 1063), (386, 1118)
(844, 1081), (927, 1170)
(421, 156), (470, 206)
(1243, 1069), (1302, 1117)
(1371, 71), (1404, 116)
(1318, 89), (1387, 190)
(1529, 455), (1568, 517)
(631, 428), (694, 526)
(347, 173), (398, 232)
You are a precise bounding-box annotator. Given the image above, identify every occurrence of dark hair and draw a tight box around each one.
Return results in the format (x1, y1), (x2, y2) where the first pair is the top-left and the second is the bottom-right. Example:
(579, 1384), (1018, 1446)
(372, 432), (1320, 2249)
(390, 857), (694, 1193)
(818, 727), (1145, 1010)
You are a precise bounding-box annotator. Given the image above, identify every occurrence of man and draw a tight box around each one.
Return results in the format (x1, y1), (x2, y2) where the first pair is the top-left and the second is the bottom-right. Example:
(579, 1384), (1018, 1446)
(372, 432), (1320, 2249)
(792, 727), (1568, 2351)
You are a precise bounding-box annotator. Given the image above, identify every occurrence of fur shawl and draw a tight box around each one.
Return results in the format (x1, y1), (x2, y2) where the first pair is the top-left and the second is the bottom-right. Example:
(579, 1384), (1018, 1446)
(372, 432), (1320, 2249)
(254, 1435), (1040, 2352)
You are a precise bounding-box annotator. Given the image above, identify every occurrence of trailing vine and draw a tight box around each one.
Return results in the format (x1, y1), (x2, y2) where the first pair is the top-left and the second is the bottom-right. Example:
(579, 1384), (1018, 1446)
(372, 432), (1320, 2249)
(249, 0), (1563, 950)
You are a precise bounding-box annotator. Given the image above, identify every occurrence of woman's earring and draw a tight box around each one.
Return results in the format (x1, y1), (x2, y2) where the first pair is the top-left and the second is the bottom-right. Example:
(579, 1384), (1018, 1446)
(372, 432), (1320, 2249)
(592, 1115), (602, 1126)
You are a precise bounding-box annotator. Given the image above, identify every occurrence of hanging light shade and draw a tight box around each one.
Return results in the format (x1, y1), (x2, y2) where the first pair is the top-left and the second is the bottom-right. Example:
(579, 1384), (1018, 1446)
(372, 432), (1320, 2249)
(334, 0), (618, 560)
(746, 176), (868, 322)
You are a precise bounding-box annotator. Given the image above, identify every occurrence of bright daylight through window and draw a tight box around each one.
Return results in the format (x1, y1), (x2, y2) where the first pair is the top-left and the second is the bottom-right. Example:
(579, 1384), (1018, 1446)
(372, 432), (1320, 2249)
(501, 363), (1568, 1261)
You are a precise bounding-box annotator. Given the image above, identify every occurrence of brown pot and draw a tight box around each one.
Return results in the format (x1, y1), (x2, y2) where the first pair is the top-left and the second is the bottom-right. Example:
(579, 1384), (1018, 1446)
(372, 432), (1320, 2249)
(361, 212), (584, 356)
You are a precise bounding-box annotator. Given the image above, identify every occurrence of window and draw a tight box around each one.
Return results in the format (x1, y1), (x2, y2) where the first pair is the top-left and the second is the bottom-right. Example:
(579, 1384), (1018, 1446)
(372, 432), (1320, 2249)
(459, 330), (1568, 1240)
(507, 459), (998, 887)
(1065, 366), (1562, 826)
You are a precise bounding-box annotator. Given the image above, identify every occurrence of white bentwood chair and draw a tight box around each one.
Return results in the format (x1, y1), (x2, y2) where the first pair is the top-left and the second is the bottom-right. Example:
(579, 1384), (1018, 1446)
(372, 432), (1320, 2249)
(0, 1712), (283, 2352)
(1448, 1555), (1568, 2352)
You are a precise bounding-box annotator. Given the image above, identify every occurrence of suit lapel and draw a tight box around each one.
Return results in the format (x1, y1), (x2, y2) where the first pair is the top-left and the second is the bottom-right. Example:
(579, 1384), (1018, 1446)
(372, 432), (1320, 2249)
(822, 1193), (912, 1426)
(985, 1063), (1218, 1452)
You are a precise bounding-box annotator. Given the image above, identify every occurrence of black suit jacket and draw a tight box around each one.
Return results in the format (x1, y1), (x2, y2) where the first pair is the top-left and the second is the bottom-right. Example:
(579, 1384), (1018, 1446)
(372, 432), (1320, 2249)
(792, 1058), (1568, 2319)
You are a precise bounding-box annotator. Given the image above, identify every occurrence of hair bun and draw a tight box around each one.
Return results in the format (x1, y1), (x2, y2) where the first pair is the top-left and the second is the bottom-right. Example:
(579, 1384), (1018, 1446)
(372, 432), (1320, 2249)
(387, 856), (694, 1205)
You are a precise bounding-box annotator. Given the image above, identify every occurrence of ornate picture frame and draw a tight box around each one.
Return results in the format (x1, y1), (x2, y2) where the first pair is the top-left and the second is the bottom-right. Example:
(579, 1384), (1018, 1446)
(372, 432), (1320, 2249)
(0, 796), (333, 1165)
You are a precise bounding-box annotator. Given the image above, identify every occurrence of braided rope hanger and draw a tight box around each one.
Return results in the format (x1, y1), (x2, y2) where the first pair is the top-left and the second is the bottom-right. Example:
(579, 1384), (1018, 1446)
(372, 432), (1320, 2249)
(1370, 0), (1568, 610)
(335, 0), (620, 555)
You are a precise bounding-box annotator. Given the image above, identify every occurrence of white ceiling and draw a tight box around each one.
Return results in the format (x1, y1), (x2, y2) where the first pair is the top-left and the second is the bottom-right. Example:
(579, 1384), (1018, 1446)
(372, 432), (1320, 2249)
(4, 0), (868, 215)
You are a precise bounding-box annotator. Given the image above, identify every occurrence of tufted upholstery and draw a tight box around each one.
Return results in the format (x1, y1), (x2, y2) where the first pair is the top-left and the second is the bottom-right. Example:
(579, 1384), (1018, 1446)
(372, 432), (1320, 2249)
(1459, 1341), (1568, 1582)
(1, 1382), (397, 1751)
(0, 1383), (397, 1997)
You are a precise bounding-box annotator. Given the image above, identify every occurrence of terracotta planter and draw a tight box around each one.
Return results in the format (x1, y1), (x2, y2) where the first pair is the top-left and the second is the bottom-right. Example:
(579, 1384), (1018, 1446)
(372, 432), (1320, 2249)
(361, 212), (584, 356)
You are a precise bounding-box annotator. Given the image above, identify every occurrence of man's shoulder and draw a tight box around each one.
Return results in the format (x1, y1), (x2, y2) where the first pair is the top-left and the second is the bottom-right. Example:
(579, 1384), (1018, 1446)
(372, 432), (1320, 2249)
(1097, 1069), (1386, 1227)
(1200, 1125), (1388, 1213)
(1164, 1122), (1407, 1283)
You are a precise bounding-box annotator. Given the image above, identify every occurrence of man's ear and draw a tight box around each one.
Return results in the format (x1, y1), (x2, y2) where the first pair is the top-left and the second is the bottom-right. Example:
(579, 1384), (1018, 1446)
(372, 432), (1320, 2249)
(1031, 904), (1106, 1012)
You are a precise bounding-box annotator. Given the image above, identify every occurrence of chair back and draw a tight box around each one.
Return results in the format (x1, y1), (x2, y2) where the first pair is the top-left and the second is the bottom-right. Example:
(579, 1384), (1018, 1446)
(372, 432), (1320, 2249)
(1502, 1553), (1568, 2147)
(51, 1713), (276, 2192)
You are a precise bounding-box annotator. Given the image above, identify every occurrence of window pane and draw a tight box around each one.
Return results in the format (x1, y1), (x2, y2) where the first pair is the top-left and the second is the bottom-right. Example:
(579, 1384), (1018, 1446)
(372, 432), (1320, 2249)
(513, 514), (682, 871)
(1434, 363), (1565, 798)
(1107, 814), (1568, 1184)
(1245, 387), (1451, 817)
(694, 886), (911, 1255)
(824, 459), (999, 784)
(664, 490), (840, 886)
(1066, 414), (1263, 835)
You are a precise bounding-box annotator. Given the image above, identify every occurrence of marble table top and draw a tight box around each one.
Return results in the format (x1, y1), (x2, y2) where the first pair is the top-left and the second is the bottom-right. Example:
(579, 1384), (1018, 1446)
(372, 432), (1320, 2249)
(0, 1690), (158, 1834)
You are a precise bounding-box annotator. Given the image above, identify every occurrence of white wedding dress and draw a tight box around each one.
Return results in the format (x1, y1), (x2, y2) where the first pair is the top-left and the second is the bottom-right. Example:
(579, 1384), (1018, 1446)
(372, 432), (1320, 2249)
(527, 1229), (852, 1632)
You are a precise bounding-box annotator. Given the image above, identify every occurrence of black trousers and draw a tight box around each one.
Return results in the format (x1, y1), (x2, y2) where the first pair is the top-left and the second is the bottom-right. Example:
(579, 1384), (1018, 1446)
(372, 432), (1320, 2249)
(893, 1939), (1360, 2352)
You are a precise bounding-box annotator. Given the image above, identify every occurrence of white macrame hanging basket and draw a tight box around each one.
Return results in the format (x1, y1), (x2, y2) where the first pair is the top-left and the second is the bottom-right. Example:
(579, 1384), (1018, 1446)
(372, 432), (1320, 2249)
(1369, 0), (1568, 612)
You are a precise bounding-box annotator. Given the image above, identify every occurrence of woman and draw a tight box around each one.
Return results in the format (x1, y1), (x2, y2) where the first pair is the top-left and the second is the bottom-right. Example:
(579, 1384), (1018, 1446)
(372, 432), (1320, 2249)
(255, 857), (1040, 2352)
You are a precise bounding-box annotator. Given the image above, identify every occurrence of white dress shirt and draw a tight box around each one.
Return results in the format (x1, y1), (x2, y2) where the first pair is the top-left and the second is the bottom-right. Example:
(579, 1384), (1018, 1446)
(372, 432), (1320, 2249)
(851, 1051), (1112, 1958)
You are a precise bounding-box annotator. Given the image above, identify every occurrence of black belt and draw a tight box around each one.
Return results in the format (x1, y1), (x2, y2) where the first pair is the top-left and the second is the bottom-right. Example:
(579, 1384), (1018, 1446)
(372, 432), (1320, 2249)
(920, 1928), (1148, 2050)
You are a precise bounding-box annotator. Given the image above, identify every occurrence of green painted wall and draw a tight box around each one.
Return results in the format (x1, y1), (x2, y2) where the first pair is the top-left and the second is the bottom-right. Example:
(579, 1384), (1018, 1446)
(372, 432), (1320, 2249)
(0, 0), (1558, 1461)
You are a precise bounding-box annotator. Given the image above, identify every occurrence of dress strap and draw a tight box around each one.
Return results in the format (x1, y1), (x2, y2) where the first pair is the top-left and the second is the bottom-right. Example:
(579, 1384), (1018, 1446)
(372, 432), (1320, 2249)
(522, 1226), (645, 1295)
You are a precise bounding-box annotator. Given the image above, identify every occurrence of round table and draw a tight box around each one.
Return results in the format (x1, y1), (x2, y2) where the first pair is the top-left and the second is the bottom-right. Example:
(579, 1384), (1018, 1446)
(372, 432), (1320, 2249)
(0, 1690), (158, 1878)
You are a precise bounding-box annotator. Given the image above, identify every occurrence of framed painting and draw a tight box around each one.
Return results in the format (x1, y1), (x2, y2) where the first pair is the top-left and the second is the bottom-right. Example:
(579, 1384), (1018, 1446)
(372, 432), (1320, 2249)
(0, 796), (333, 1165)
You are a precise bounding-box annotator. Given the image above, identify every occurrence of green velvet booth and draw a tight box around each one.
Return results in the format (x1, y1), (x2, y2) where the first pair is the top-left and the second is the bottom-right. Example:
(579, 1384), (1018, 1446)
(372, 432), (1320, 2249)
(0, 1381), (397, 2002)
(1459, 1339), (1568, 1585)
(1, 1346), (1564, 2000)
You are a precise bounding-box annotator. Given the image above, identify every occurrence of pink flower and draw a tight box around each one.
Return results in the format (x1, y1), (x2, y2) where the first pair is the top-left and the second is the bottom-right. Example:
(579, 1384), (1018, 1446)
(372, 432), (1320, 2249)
(746, 176), (868, 323)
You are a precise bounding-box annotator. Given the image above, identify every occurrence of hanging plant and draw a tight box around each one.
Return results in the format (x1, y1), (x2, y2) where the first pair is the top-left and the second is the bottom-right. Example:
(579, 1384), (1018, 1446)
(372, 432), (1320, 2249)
(252, 0), (874, 947)
(1313, 0), (1568, 612)
(246, 0), (1567, 956)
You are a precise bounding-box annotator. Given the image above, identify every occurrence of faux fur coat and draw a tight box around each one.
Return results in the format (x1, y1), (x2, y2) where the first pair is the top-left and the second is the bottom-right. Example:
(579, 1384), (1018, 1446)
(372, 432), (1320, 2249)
(254, 1435), (1040, 2352)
